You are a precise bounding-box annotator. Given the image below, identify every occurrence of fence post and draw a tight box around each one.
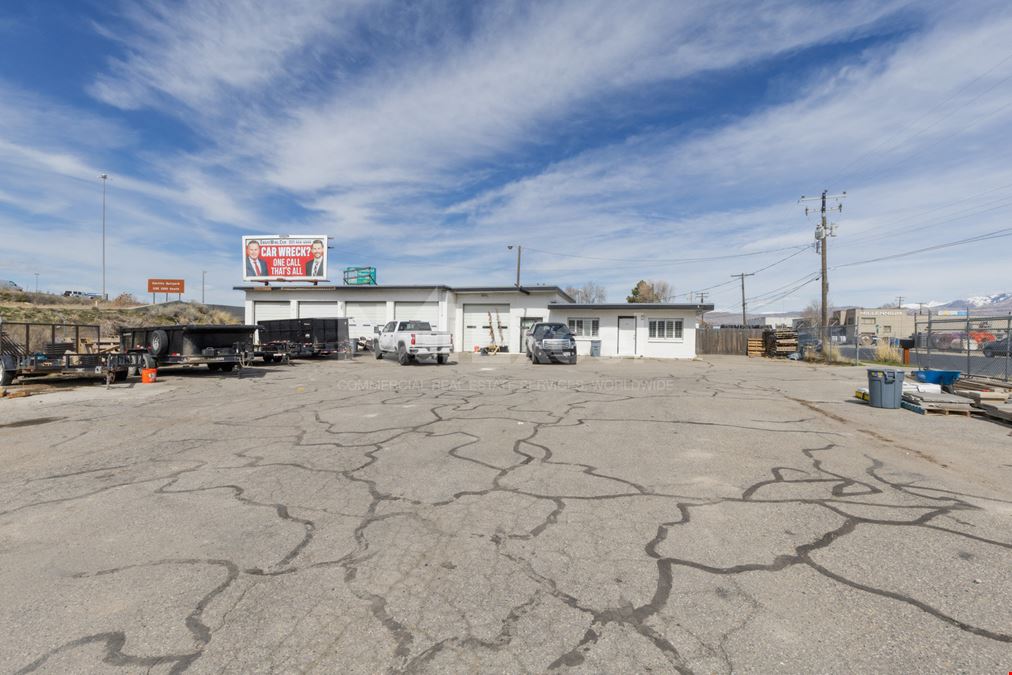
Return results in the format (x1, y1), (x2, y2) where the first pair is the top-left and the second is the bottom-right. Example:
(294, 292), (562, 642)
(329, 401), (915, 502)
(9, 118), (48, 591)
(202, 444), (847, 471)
(926, 312), (932, 371)
(1005, 313), (1010, 382)
(966, 316), (971, 377)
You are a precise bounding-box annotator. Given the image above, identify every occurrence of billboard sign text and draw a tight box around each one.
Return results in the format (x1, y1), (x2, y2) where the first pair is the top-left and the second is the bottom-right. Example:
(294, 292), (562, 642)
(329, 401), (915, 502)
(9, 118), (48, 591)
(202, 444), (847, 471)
(242, 235), (328, 281)
(148, 278), (185, 293)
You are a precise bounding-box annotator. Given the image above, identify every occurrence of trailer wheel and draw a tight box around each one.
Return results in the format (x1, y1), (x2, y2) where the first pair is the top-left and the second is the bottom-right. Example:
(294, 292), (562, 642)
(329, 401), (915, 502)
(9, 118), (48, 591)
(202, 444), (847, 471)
(0, 359), (14, 386)
(207, 363), (221, 372)
(220, 363), (235, 372)
(272, 355), (284, 363)
(149, 330), (169, 356)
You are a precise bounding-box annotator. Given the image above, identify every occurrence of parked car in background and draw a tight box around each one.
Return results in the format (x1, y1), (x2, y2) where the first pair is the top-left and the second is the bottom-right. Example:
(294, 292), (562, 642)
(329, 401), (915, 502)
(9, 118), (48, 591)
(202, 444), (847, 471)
(62, 290), (102, 298)
(981, 339), (1010, 358)
(1, 280), (23, 291)
(374, 321), (452, 365)
(525, 322), (577, 364)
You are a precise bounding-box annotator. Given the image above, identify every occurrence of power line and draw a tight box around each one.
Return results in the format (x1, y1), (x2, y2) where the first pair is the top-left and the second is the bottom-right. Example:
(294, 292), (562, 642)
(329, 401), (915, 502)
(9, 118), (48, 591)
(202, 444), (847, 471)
(750, 274), (822, 311)
(521, 243), (809, 265)
(832, 227), (1012, 270)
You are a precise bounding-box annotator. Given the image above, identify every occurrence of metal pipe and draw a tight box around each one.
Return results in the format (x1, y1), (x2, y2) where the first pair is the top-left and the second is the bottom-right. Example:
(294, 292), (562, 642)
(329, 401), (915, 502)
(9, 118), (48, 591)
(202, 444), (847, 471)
(1005, 313), (1010, 382)
(926, 311), (932, 370)
(966, 316), (971, 378)
(100, 174), (108, 300)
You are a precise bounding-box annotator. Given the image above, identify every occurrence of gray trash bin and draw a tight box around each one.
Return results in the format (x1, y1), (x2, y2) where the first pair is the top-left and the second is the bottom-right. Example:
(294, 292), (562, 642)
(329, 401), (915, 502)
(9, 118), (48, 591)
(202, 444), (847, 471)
(589, 340), (601, 357)
(867, 369), (904, 409)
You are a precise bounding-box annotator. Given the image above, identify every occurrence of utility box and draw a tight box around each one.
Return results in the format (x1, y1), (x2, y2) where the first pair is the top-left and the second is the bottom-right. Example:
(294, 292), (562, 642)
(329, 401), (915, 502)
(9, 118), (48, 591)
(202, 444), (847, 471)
(589, 340), (602, 357)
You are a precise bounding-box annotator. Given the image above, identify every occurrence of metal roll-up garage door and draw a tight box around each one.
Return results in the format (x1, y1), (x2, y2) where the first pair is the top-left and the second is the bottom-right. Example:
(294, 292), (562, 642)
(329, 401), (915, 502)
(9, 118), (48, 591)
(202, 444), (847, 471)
(345, 301), (387, 339)
(394, 301), (439, 328)
(253, 301), (291, 322)
(298, 301), (340, 318)
(463, 304), (509, 351)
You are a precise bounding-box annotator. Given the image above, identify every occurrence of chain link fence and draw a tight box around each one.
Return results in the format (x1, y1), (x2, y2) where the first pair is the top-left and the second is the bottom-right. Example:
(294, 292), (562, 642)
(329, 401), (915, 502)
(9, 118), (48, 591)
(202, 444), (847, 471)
(913, 314), (1012, 382)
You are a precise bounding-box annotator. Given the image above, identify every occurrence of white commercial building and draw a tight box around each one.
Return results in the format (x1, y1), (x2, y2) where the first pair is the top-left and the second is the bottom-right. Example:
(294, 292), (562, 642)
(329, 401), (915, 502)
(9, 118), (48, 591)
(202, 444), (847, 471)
(236, 284), (712, 358)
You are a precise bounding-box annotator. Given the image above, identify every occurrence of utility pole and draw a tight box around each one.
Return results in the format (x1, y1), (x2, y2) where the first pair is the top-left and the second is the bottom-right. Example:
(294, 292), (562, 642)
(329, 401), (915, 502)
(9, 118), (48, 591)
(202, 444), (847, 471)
(99, 173), (108, 300)
(896, 296), (904, 309)
(800, 189), (846, 354)
(697, 291), (708, 304)
(731, 273), (755, 327)
(34, 272), (39, 294)
(507, 245), (522, 287)
(202, 271), (207, 304)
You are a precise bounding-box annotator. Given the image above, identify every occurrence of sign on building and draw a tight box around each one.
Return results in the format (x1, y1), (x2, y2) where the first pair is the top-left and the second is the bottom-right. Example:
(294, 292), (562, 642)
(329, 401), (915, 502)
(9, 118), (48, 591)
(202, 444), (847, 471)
(242, 235), (328, 281)
(147, 278), (185, 293)
(343, 266), (377, 285)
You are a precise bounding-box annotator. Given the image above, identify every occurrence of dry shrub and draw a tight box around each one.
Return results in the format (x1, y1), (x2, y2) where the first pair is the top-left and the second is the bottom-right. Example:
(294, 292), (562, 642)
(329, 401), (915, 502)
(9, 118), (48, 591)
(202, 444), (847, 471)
(110, 293), (140, 307)
(875, 342), (903, 365)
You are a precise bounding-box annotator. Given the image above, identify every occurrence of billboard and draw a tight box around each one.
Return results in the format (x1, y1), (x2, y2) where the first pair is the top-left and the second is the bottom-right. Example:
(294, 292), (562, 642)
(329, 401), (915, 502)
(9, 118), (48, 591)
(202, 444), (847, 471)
(148, 278), (185, 293)
(242, 235), (327, 281)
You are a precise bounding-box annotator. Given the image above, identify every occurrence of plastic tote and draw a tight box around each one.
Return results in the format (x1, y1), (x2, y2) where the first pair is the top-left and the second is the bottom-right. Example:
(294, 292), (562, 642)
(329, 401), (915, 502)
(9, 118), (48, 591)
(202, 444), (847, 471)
(867, 369), (903, 409)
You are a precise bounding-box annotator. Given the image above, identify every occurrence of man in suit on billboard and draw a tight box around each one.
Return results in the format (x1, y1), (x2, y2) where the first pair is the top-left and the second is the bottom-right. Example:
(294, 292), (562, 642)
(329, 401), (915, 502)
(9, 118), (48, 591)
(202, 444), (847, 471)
(245, 240), (268, 277)
(304, 239), (326, 277)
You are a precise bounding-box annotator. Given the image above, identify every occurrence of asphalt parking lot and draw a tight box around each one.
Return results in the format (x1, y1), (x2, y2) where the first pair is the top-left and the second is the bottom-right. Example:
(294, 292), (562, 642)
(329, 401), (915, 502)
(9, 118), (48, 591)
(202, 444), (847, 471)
(1, 355), (1009, 673)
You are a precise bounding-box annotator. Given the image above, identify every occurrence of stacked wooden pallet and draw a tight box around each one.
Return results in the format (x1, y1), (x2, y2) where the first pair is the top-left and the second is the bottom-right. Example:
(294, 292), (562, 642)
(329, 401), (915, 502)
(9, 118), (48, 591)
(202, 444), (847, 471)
(901, 391), (977, 416)
(763, 329), (798, 358)
(975, 402), (1012, 426)
(747, 338), (764, 358)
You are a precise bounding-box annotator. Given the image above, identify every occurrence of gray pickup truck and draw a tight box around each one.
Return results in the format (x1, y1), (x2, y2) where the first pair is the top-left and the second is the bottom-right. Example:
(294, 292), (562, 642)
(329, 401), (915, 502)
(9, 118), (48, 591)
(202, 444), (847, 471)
(525, 322), (577, 364)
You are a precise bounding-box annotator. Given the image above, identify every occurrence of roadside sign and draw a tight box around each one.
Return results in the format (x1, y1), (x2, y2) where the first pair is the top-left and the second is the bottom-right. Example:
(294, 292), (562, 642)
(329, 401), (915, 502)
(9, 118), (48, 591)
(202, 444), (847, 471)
(242, 235), (328, 281)
(343, 266), (377, 285)
(147, 278), (185, 293)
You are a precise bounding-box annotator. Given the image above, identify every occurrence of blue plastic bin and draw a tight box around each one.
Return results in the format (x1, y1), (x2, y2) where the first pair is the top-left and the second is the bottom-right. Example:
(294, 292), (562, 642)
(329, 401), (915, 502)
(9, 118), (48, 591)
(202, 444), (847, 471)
(912, 370), (960, 386)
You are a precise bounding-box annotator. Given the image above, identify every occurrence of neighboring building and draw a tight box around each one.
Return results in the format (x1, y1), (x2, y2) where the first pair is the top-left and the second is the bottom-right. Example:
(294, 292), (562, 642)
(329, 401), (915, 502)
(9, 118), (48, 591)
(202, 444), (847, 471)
(235, 283), (713, 358)
(760, 315), (801, 329)
(833, 308), (917, 343)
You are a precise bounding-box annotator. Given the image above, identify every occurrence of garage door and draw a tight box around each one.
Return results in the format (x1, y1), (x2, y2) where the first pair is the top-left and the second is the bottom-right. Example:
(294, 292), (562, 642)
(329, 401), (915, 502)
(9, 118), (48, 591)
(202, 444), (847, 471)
(298, 301), (340, 318)
(345, 301), (387, 339)
(253, 301), (291, 322)
(463, 304), (510, 351)
(394, 301), (439, 328)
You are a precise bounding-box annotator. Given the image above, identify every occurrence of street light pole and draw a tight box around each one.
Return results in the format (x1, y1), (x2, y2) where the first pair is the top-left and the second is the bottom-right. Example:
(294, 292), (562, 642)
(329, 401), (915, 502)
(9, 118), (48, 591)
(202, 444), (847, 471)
(507, 245), (522, 287)
(99, 173), (108, 300)
(34, 272), (39, 294)
(202, 271), (207, 304)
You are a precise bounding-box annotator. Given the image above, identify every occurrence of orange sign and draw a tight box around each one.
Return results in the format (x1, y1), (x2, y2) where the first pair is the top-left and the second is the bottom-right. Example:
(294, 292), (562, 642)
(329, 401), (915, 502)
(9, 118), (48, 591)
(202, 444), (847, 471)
(147, 278), (185, 293)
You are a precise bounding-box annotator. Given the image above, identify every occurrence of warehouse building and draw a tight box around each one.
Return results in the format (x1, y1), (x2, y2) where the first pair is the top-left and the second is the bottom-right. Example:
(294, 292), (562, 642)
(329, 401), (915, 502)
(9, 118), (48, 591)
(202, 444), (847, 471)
(235, 284), (712, 358)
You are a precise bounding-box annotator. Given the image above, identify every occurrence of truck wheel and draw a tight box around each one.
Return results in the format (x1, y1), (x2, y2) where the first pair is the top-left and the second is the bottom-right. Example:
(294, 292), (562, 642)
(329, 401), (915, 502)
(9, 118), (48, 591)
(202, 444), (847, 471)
(983, 349), (994, 358)
(437, 355), (446, 364)
(149, 329), (169, 356)
(272, 354), (284, 363)
(375, 340), (383, 359)
(398, 345), (411, 366)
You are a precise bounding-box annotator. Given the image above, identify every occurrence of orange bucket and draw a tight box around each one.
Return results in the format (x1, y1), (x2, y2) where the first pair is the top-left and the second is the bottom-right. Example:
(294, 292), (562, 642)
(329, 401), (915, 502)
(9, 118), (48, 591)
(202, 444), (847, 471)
(141, 368), (158, 384)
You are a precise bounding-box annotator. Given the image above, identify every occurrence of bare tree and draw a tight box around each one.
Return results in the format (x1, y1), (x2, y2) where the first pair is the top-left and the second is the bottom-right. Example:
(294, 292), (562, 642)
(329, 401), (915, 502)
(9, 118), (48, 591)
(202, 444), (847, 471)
(627, 279), (674, 303)
(564, 281), (607, 304)
(799, 298), (821, 328)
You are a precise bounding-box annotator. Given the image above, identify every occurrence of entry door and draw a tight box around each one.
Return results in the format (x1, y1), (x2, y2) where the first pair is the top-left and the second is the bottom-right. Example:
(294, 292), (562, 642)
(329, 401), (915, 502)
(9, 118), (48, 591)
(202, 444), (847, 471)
(618, 316), (636, 355)
(520, 316), (542, 353)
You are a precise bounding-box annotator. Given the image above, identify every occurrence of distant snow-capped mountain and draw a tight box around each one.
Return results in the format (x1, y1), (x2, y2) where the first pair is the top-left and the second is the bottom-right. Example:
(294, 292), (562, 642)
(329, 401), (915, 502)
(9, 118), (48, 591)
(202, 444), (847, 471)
(939, 293), (1012, 310)
(901, 300), (945, 309)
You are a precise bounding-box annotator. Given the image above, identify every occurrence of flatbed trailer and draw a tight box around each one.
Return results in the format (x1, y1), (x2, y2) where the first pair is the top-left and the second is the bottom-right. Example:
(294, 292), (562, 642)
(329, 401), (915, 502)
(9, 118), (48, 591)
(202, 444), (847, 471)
(119, 324), (258, 372)
(0, 320), (131, 386)
(256, 318), (350, 362)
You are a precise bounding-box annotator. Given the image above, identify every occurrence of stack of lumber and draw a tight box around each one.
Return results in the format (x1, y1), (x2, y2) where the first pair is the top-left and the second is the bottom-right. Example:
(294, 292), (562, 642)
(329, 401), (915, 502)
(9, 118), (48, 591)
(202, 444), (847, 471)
(747, 338), (764, 357)
(953, 378), (1011, 403)
(901, 390), (976, 416)
(763, 329), (798, 358)
(975, 402), (1012, 425)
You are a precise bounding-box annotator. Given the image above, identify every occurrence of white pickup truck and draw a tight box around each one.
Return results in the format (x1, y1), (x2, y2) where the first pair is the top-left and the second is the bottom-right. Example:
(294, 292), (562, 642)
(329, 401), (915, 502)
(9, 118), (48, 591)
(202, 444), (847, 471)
(374, 321), (453, 365)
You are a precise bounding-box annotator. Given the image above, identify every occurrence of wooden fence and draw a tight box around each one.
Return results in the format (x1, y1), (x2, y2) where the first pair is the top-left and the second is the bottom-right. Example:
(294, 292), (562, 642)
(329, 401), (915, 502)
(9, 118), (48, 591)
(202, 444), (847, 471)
(696, 327), (764, 355)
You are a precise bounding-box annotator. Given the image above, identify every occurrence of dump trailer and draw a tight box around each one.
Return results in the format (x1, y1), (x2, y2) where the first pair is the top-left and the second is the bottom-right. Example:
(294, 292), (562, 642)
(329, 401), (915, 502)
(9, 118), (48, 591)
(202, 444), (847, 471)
(0, 320), (131, 386)
(256, 318), (350, 361)
(120, 324), (257, 371)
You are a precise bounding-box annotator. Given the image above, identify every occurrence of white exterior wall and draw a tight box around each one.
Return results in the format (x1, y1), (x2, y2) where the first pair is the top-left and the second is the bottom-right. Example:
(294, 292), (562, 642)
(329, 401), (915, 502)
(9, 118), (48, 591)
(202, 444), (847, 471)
(546, 308), (700, 359)
(243, 287), (566, 352)
(449, 290), (568, 353)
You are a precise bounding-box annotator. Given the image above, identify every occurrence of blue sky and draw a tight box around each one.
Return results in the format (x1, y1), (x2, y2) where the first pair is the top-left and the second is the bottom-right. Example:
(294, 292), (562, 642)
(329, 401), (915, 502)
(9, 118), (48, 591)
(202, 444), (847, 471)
(1, 0), (1011, 310)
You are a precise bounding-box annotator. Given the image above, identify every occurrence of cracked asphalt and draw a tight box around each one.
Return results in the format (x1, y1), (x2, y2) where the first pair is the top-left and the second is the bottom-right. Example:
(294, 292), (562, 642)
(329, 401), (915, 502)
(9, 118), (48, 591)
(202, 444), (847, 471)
(0, 355), (1009, 673)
